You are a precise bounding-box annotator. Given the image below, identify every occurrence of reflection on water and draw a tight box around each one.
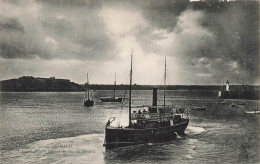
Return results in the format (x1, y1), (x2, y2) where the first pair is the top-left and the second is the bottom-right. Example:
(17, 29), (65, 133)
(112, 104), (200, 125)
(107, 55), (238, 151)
(0, 91), (259, 163)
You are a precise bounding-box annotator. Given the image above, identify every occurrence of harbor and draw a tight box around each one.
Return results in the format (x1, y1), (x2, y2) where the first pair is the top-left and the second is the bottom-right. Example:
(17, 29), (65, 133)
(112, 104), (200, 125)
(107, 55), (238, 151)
(0, 0), (259, 163)
(0, 91), (259, 163)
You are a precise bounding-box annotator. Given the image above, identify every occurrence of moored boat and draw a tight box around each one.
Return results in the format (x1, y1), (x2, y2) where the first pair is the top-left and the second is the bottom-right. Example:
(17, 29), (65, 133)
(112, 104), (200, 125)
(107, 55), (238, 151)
(103, 53), (189, 148)
(191, 98), (206, 111)
(191, 106), (206, 111)
(100, 73), (123, 102)
(238, 101), (245, 106)
(83, 73), (94, 107)
(99, 97), (123, 102)
(245, 111), (259, 114)
(245, 103), (259, 114)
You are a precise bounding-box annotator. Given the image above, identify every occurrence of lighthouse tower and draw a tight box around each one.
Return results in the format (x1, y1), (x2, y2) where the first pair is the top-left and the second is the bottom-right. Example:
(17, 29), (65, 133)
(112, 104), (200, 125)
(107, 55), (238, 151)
(226, 80), (230, 91)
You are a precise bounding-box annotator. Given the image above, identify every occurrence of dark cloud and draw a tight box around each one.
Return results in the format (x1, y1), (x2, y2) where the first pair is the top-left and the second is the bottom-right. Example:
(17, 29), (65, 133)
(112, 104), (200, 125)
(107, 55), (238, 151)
(0, 18), (24, 32)
(133, 2), (259, 84)
(194, 3), (259, 83)
(0, 0), (116, 61)
(0, 0), (258, 84)
(0, 18), (35, 59)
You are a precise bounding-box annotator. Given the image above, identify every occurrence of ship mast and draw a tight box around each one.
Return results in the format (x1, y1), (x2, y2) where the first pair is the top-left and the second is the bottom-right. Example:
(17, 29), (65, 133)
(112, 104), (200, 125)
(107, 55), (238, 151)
(87, 73), (90, 100)
(113, 72), (116, 98)
(129, 50), (133, 127)
(164, 56), (166, 109)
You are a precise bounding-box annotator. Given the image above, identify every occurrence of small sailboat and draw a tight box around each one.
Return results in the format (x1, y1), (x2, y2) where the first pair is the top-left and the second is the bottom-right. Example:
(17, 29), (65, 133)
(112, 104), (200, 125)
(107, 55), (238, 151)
(191, 97), (206, 111)
(99, 73), (123, 102)
(103, 54), (189, 148)
(83, 73), (94, 107)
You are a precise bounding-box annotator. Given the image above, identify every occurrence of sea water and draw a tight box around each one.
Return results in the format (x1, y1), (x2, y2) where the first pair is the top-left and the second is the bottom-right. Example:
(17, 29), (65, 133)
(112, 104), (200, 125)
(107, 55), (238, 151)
(0, 91), (259, 163)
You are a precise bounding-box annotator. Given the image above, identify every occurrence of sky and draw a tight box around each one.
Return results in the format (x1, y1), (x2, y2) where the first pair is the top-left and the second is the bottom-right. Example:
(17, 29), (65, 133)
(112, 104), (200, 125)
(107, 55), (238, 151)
(0, 0), (259, 85)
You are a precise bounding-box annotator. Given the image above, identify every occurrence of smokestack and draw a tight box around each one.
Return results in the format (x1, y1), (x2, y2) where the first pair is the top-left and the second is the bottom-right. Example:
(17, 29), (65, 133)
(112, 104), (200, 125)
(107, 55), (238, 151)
(152, 88), (158, 106)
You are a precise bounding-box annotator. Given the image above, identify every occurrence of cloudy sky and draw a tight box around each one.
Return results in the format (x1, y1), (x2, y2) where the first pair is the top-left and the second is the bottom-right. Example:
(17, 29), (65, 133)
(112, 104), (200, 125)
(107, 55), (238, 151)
(0, 0), (259, 85)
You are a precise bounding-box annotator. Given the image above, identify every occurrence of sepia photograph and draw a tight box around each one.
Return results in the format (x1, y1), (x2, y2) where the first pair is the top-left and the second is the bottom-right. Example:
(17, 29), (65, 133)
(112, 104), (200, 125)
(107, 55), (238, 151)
(0, 0), (259, 163)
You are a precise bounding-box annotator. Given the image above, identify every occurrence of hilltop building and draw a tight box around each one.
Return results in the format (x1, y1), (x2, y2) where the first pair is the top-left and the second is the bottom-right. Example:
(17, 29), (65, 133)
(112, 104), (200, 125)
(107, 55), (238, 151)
(0, 76), (83, 91)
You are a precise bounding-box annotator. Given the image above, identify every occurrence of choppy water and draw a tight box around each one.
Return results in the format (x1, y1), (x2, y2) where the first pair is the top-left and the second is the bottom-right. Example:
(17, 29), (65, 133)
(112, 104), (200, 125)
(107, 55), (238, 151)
(0, 91), (259, 163)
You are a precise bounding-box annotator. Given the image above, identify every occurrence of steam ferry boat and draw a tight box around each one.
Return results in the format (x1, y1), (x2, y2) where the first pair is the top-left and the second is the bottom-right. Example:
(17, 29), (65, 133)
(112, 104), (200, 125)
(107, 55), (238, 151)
(103, 53), (189, 148)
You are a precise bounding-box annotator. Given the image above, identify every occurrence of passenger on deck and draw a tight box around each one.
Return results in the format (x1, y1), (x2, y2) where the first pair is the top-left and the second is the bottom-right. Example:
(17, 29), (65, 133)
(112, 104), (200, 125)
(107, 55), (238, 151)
(148, 107), (151, 112)
(106, 120), (111, 127)
(138, 109), (142, 114)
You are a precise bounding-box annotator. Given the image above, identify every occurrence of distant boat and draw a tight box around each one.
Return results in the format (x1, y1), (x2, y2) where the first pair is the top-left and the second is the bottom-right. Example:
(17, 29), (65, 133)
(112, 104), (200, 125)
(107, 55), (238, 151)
(245, 111), (259, 114)
(191, 98), (206, 111)
(100, 73), (123, 102)
(238, 101), (245, 106)
(245, 103), (259, 114)
(83, 73), (94, 107)
(103, 54), (189, 148)
(191, 106), (206, 111)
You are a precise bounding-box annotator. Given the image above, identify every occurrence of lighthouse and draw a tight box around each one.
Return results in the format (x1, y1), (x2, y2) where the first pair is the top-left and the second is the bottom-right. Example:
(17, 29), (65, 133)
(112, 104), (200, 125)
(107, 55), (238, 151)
(226, 80), (230, 91)
(218, 90), (222, 98)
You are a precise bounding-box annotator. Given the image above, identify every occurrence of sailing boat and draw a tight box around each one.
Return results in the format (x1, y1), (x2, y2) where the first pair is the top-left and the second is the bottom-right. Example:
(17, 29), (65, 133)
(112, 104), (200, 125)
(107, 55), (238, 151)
(191, 97), (206, 111)
(83, 73), (94, 107)
(99, 73), (123, 102)
(103, 53), (189, 148)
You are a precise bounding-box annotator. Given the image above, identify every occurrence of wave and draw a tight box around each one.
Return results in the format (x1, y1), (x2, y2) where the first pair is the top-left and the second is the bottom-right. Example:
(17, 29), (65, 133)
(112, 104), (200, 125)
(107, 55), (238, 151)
(186, 126), (206, 134)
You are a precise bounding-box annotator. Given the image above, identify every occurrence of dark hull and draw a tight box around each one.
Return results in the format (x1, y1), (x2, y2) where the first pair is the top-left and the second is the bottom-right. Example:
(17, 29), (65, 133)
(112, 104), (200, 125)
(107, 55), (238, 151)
(100, 97), (123, 102)
(84, 100), (94, 107)
(245, 111), (260, 114)
(104, 119), (189, 148)
(191, 107), (206, 111)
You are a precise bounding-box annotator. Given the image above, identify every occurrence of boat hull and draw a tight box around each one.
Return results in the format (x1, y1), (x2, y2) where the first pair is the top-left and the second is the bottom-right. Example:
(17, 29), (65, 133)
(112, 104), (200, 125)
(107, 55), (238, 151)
(84, 100), (94, 107)
(191, 107), (206, 111)
(104, 119), (189, 148)
(245, 111), (259, 114)
(100, 97), (123, 102)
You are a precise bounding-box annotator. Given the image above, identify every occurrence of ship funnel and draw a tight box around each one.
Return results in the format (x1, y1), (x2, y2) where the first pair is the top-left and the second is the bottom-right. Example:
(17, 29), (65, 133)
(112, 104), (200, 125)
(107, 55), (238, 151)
(152, 88), (158, 106)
